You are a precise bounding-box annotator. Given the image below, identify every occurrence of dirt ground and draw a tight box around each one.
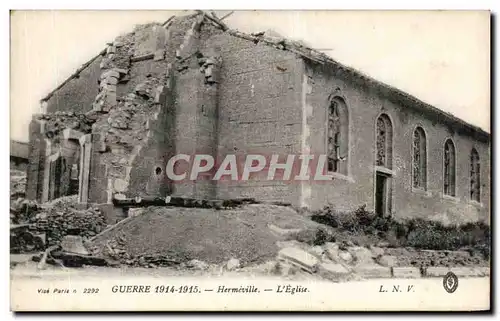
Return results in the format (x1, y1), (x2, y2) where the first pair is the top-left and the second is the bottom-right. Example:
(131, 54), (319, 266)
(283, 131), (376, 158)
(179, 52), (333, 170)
(88, 204), (321, 265)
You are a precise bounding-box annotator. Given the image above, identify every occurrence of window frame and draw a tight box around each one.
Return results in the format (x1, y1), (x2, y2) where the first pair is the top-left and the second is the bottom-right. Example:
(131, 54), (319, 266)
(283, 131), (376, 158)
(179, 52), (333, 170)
(411, 125), (428, 191)
(443, 138), (457, 197)
(469, 147), (481, 204)
(375, 113), (394, 170)
(325, 96), (350, 178)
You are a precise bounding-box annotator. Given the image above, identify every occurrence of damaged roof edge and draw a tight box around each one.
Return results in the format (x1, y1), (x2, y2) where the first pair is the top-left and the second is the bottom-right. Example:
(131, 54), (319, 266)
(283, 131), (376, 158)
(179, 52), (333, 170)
(38, 11), (490, 140)
(222, 28), (490, 140)
(39, 14), (178, 104)
(40, 48), (107, 103)
(320, 58), (491, 140)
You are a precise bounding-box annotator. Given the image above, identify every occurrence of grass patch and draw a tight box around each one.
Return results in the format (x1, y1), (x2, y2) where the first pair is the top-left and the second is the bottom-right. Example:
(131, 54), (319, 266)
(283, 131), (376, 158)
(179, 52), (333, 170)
(310, 205), (490, 258)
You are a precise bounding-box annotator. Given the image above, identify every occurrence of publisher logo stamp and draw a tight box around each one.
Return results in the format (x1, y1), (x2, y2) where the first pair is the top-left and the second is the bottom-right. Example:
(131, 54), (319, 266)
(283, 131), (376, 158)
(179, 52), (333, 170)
(443, 272), (459, 293)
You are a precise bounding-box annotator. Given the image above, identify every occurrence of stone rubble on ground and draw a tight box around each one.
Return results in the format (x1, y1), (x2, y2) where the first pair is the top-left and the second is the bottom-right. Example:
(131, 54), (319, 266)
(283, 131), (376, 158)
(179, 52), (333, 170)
(278, 247), (319, 273)
(226, 258), (240, 271)
(60, 235), (89, 255)
(185, 259), (209, 271)
(376, 255), (398, 267)
(392, 267), (421, 278)
(317, 262), (350, 281)
(338, 250), (354, 264)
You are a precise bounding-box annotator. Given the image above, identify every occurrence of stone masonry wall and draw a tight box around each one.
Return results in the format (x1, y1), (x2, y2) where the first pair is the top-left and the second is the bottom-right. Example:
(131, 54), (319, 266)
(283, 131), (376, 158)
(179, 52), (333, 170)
(44, 56), (104, 114)
(202, 31), (304, 204)
(304, 60), (490, 225)
(26, 118), (46, 201)
(89, 22), (175, 205)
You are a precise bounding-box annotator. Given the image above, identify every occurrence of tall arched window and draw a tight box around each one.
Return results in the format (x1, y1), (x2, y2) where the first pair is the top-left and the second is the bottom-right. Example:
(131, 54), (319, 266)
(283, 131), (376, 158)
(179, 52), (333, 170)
(470, 148), (480, 202)
(327, 97), (349, 175)
(375, 114), (393, 169)
(443, 139), (456, 196)
(413, 127), (427, 189)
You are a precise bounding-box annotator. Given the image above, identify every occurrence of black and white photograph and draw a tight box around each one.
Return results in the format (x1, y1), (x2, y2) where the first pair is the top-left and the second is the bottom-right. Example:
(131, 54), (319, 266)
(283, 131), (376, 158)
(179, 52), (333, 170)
(8, 9), (491, 311)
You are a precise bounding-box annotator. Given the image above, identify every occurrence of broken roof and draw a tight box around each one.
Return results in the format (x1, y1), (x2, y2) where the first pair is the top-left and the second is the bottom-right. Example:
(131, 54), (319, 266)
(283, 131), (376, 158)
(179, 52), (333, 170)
(39, 10), (490, 140)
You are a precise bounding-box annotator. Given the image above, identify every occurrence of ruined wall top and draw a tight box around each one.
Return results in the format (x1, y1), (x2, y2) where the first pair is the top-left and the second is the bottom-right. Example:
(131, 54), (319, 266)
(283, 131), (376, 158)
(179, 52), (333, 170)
(38, 10), (490, 142)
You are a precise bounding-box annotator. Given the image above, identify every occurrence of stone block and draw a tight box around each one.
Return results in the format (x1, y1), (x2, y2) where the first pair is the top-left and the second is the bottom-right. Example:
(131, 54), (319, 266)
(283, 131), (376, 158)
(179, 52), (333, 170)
(476, 267), (490, 277)
(424, 267), (482, 278)
(226, 258), (240, 271)
(106, 46), (116, 54)
(101, 70), (120, 80)
(376, 255), (398, 267)
(323, 242), (340, 262)
(348, 246), (375, 264)
(370, 246), (385, 257)
(278, 247), (319, 273)
(10, 254), (35, 265)
(318, 262), (350, 281)
(447, 267), (489, 278)
(115, 68), (128, 75)
(355, 264), (392, 278)
(97, 204), (125, 225)
(154, 49), (165, 61)
(309, 245), (325, 257)
(268, 224), (301, 237)
(105, 91), (117, 106)
(270, 261), (297, 277)
(127, 208), (145, 217)
(338, 250), (353, 264)
(113, 178), (128, 193)
(106, 77), (118, 85)
(425, 267), (450, 277)
(186, 259), (209, 271)
(114, 193), (126, 201)
(60, 235), (89, 255)
(154, 85), (165, 103)
(393, 267), (421, 278)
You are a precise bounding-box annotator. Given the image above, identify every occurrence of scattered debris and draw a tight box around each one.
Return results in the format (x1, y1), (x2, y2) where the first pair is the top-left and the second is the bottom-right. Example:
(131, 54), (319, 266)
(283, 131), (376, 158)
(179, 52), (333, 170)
(226, 258), (240, 271)
(36, 245), (60, 270)
(278, 247), (319, 273)
(60, 235), (89, 255)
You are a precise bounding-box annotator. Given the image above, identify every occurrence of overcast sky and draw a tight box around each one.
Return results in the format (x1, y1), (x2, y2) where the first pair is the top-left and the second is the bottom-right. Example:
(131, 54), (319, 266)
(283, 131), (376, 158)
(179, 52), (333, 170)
(10, 10), (490, 142)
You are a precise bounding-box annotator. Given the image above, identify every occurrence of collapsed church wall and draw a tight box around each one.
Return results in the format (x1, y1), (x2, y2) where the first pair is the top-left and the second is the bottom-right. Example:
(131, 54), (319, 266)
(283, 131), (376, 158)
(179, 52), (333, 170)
(27, 14), (231, 222)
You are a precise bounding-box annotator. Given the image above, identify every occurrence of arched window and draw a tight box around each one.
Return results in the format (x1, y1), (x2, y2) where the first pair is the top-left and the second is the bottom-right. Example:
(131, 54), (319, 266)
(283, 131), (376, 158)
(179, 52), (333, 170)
(470, 148), (480, 202)
(412, 127), (427, 189)
(327, 97), (349, 175)
(443, 139), (456, 196)
(375, 114), (393, 169)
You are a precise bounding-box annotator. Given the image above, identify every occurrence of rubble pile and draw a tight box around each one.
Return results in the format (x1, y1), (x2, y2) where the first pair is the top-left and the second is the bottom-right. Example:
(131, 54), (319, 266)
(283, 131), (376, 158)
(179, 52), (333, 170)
(35, 196), (107, 246)
(10, 170), (27, 199)
(241, 238), (490, 281)
(87, 231), (185, 268)
(87, 204), (320, 266)
(93, 74), (168, 149)
(36, 111), (96, 138)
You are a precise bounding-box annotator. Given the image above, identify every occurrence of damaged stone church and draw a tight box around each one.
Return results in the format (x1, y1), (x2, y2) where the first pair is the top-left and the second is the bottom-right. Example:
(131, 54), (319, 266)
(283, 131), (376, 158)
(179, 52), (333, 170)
(26, 12), (490, 225)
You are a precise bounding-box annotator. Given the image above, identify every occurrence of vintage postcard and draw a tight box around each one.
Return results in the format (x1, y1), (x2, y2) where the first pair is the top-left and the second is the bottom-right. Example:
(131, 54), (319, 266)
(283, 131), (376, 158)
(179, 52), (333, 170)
(9, 10), (491, 311)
